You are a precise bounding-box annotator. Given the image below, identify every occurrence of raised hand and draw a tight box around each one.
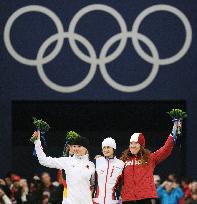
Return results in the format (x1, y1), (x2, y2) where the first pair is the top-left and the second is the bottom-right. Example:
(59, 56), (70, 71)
(30, 130), (40, 143)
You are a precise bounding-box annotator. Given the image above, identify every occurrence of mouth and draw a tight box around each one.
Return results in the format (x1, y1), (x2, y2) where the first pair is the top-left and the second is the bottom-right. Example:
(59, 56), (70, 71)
(130, 148), (138, 153)
(131, 148), (136, 150)
(104, 152), (110, 155)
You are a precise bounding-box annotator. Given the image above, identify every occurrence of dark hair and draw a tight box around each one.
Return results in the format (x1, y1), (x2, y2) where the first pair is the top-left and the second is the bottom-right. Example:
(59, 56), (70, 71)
(63, 144), (71, 157)
(40, 172), (50, 178)
(73, 137), (90, 149)
(181, 177), (190, 184)
(5, 171), (16, 178)
(168, 173), (177, 182)
(113, 149), (116, 156)
(166, 179), (173, 183)
(120, 146), (151, 164)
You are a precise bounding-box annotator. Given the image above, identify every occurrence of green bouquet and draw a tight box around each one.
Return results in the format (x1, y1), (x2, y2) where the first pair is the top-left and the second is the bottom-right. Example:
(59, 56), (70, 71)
(167, 108), (187, 136)
(167, 109), (187, 120)
(62, 131), (80, 156)
(66, 130), (80, 141)
(30, 117), (50, 143)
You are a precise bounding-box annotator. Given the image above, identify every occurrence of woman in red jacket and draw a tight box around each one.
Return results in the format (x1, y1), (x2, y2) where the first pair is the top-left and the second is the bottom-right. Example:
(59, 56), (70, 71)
(120, 122), (179, 204)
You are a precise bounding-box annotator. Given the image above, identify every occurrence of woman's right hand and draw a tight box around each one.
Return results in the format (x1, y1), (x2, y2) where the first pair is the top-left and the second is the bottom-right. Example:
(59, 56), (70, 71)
(32, 130), (40, 140)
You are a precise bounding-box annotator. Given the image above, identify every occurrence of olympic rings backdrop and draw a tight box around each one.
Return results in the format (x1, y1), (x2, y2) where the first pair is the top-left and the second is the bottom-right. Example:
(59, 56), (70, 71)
(0, 0), (197, 178)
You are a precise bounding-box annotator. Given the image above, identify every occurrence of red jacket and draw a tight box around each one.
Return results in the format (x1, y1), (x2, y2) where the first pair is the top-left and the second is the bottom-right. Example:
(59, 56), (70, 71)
(122, 135), (174, 202)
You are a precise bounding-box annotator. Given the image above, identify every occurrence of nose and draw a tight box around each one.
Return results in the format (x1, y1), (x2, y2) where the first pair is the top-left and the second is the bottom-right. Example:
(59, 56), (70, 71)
(73, 146), (79, 152)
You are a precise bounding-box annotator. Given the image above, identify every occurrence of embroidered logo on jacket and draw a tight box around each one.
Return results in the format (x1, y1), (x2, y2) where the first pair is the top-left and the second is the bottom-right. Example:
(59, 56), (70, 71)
(125, 160), (142, 167)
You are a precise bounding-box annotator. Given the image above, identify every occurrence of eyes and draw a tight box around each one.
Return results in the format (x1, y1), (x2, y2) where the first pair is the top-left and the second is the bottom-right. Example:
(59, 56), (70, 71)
(103, 146), (111, 150)
(73, 145), (81, 148)
(130, 142), (138, 146)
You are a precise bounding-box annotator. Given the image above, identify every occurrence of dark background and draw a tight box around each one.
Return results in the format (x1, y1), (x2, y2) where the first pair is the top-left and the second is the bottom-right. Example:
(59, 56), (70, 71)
(12, 101), (186, 180)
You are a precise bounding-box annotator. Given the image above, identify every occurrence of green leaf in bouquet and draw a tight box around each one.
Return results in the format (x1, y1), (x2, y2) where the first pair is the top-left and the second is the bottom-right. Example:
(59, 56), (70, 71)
(166, 108), (187, 120)
(30, 135), (38, 143)
(66, 130), (80, 140)
(32, 117), (50, 132)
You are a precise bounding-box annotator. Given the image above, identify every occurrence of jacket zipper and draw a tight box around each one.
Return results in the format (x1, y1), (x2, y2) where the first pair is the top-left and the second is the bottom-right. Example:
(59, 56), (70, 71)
(133, 158), (136, 199)
(104, 159), (110, 204)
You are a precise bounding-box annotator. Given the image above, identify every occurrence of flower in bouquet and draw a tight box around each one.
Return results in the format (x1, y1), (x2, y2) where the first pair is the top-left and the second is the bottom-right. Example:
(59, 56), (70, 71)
(167, 109), (187, 120)
(167, 109), (187, 135)
(66, 130), (80, 142)
(30, 117), (50, 143)
(62, 131), (80, 156)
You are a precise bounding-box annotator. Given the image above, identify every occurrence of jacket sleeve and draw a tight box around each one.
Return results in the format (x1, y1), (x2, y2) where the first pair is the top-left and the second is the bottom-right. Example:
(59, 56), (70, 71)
(34, 140), (68, 170)
(152, 135), (174, 165)
(157, 185), (165, 198)
(174, 187), (184, 201)
(90, 162), (96, 188)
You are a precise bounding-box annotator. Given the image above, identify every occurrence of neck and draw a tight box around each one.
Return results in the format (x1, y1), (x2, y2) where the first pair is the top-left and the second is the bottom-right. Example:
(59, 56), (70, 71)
(105, 155), (114, 159)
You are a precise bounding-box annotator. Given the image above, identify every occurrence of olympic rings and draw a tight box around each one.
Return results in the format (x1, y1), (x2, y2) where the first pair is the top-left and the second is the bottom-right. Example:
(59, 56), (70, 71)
(4, 4), (192, 92)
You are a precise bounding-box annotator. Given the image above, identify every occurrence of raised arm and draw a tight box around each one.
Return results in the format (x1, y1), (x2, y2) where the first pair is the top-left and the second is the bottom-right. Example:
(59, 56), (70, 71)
(152, 134), (174, 165)
(34, 140), (68, 170)
(152, 120), (180, 165)
(33, 131), (68, 170)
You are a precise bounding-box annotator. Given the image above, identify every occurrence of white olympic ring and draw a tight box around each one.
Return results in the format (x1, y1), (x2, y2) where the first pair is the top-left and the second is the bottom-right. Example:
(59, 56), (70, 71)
(4, 5), (65, 66)
(37, 33), (97, 93)
(68, 4), (128, 64)
(4, 4), (192, 93)
(99, 32), (160, 92)
(131, 4), (192, 65)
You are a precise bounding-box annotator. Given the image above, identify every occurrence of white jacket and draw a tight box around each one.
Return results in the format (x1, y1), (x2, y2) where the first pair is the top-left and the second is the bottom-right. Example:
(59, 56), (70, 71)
(93, 156), (124, 204)
(35, 140), (95, 204)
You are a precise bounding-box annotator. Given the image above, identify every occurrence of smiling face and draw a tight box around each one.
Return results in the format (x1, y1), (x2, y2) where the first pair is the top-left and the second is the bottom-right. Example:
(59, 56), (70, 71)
(129, 141), (141, 155)
(73, 145), (87, 156)
(102, 146), (114, 158)
(68, 145), (75, 155)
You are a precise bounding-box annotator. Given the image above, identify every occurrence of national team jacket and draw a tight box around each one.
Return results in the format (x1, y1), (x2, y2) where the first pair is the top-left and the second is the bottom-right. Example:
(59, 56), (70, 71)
(121, 135), (174, 202)
(35, 140), (95, 204)
(93, 156), (124, 204)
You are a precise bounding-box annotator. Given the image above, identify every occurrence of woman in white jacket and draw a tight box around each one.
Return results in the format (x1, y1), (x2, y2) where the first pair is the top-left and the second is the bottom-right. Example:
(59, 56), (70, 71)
(33, 131), (95, 204)
(93, 137), (124, 204)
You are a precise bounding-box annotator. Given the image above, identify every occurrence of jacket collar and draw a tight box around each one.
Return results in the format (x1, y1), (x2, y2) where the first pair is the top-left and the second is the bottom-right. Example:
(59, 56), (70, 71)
(73, 154), (89, 161)
(105, 156), (116, 161)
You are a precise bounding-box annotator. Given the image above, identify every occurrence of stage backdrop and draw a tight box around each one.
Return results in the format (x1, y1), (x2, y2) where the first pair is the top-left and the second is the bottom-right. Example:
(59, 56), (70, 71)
(0, 0), (197, 179)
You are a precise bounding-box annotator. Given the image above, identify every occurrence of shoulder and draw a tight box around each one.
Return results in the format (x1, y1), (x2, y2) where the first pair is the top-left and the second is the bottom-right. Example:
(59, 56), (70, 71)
(115, 158), (125, 167)
(88, 161), (95, 172)
(96, 156), (105, 161)
(89, 161), (95, 167)
(96, 156), (105, 164)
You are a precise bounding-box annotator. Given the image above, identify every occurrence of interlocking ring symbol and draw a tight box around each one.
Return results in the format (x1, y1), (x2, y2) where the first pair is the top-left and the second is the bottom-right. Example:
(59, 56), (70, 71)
(4, 4), (192, 93)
